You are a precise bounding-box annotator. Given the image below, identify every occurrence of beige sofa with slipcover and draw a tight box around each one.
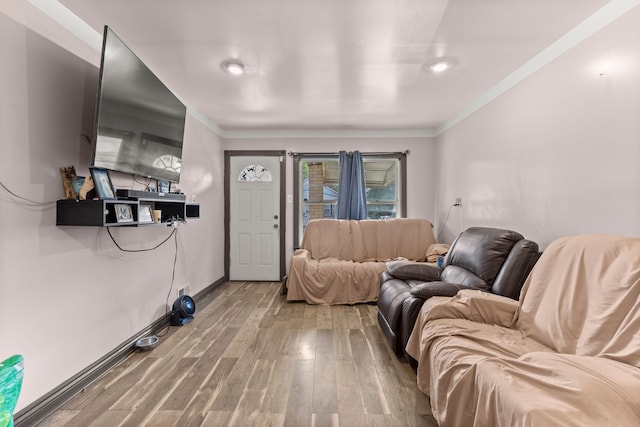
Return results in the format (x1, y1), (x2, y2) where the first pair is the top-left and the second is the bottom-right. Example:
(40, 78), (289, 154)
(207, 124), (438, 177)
(406, 234), (640, 427)
(286, 218), (436, 305)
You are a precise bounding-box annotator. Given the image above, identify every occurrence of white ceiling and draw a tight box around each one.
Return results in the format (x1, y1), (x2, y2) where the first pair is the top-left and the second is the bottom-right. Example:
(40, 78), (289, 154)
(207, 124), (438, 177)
(30, 0), (634, 135)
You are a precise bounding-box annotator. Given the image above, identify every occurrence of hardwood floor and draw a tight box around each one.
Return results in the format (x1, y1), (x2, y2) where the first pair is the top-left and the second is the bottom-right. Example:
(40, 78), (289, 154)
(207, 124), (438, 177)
(39, 282), (437, 427)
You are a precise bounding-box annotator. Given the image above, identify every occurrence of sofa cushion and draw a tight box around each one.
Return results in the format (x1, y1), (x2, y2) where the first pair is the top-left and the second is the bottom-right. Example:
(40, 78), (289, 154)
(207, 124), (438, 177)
(440, 265), (489, 289)
(386, 260), (441, 281)
(425, 243), (450, 263)
(472, 353), (640, 427)
(416, 317), (552, 425)
(443, 227), (523, 285)
(300, 219), (367, 261)
(409, 281), (479, 299)
(286, 254), (386, 304)
(491, 239), (540, 299)
(424, 325), (640, 427)
(300, 218), (435, 262)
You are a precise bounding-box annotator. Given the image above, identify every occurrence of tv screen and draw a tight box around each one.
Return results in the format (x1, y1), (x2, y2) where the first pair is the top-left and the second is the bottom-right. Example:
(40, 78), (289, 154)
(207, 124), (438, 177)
(91, 26), (186, 183)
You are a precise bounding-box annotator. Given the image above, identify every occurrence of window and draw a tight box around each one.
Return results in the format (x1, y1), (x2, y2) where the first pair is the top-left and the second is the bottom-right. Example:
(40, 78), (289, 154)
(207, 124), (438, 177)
(237, 164), (273, 182)
(300, 158), (339, 228)
(293, 152), (407, 247)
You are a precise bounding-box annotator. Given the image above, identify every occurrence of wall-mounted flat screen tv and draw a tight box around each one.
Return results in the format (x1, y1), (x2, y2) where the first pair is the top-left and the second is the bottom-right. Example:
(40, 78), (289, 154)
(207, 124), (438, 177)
(91, 26), (186, 183)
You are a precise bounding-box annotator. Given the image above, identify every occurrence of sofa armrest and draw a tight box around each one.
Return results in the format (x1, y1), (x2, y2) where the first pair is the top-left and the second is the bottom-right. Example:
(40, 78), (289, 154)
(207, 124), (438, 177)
(422, 289), (519, 327)
(292, 248), (311, 259)
(386, 260), (441, 281)
(406, 290), (519, 360)
(409, 281), (484, 299)
(380, 271), (395, 285)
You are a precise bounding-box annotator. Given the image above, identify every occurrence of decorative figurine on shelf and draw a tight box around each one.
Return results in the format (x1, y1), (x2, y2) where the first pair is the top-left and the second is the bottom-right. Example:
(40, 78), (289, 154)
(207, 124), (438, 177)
(59, 166), (77, 199)
(78, 176), (95, 200)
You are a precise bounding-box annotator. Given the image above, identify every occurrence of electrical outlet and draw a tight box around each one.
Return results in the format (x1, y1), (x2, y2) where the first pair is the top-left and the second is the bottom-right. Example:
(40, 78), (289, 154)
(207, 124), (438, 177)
(454, 197), (462, 206)
(177, 283), (191, 298)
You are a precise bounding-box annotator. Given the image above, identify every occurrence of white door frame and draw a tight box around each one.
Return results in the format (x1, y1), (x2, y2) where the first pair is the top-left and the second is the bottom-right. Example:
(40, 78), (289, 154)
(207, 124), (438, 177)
(224, 150), (286, 281)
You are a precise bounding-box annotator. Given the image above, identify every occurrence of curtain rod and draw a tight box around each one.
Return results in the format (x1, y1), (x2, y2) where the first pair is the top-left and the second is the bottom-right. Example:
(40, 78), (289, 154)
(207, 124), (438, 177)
(287, 150), (410, 157)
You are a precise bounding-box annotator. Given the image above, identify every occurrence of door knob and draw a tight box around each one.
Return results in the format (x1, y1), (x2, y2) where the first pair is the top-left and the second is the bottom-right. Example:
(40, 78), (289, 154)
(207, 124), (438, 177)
(273, 224), (279, 229)
(274, 214), (279, 219)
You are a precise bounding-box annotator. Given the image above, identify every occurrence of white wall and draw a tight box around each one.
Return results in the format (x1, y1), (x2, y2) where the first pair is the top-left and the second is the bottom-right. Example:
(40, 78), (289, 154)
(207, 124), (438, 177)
(222, 137), (437, 268)
(0, 13), (225, 412)
(434, 7), (640, 248)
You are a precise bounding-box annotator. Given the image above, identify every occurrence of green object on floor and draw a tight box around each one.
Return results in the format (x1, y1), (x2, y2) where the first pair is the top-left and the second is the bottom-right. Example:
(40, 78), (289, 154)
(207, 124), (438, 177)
(0, 355), (24, 427)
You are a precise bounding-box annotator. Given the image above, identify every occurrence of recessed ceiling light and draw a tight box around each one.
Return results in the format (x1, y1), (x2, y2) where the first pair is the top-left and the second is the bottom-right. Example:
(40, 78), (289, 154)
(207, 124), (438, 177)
(430, 60), (450, 73)
(425, 57), (457, 74)
(220, 58), (245, 75)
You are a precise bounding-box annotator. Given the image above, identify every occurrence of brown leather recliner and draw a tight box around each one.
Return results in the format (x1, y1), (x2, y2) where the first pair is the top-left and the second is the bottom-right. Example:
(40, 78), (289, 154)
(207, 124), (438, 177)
(377, 227), (540, 364)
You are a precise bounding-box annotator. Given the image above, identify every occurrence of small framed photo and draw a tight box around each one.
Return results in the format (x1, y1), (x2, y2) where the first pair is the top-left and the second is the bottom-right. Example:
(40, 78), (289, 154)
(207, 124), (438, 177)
(72, 176), (85, 195)
(138, 205), (153, 224)
(90, 167), (116, 200)
(114, 204), (134, 223)
(157, 180), (170, 194)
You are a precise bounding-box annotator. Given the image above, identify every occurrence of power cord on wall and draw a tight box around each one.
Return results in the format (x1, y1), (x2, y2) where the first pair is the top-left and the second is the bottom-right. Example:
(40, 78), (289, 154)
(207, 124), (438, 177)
(0, 180), (57, 207)
(106, 227), (177, 252)
(131, 175), (154, 191)
(163, 216), (186, 227)
(437, 204), (455, 241)
(157, 228), (179, 337)
(106, 226), (180, 338)
(437, 201), (462, 241)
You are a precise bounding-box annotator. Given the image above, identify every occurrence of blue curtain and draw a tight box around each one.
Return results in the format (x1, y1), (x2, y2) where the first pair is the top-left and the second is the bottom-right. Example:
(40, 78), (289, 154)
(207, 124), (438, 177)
(336, 150), (367, 219)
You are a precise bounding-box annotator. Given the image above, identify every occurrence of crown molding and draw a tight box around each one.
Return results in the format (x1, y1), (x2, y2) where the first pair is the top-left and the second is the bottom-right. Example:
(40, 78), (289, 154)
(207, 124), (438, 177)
(28, 0), (102, 51)
(218, 127), (437, 139)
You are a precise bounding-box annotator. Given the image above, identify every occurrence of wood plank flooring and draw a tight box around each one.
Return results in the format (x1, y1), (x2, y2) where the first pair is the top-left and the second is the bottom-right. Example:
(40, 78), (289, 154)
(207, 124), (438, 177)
(38, 282), (437, 427)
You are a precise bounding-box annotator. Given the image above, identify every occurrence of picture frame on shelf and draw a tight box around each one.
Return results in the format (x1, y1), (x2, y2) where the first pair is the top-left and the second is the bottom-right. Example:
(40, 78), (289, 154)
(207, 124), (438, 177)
(114, 204), (134, 223)
(157, 179), (170, 194)
(138, 205), (153, 224)
(72, 176), (85, 195)
(90, 167), (116, 200)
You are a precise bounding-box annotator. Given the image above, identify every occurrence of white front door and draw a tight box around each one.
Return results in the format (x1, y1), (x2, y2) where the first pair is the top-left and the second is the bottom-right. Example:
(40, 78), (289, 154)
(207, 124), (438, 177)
(229, 156), (281, 281)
